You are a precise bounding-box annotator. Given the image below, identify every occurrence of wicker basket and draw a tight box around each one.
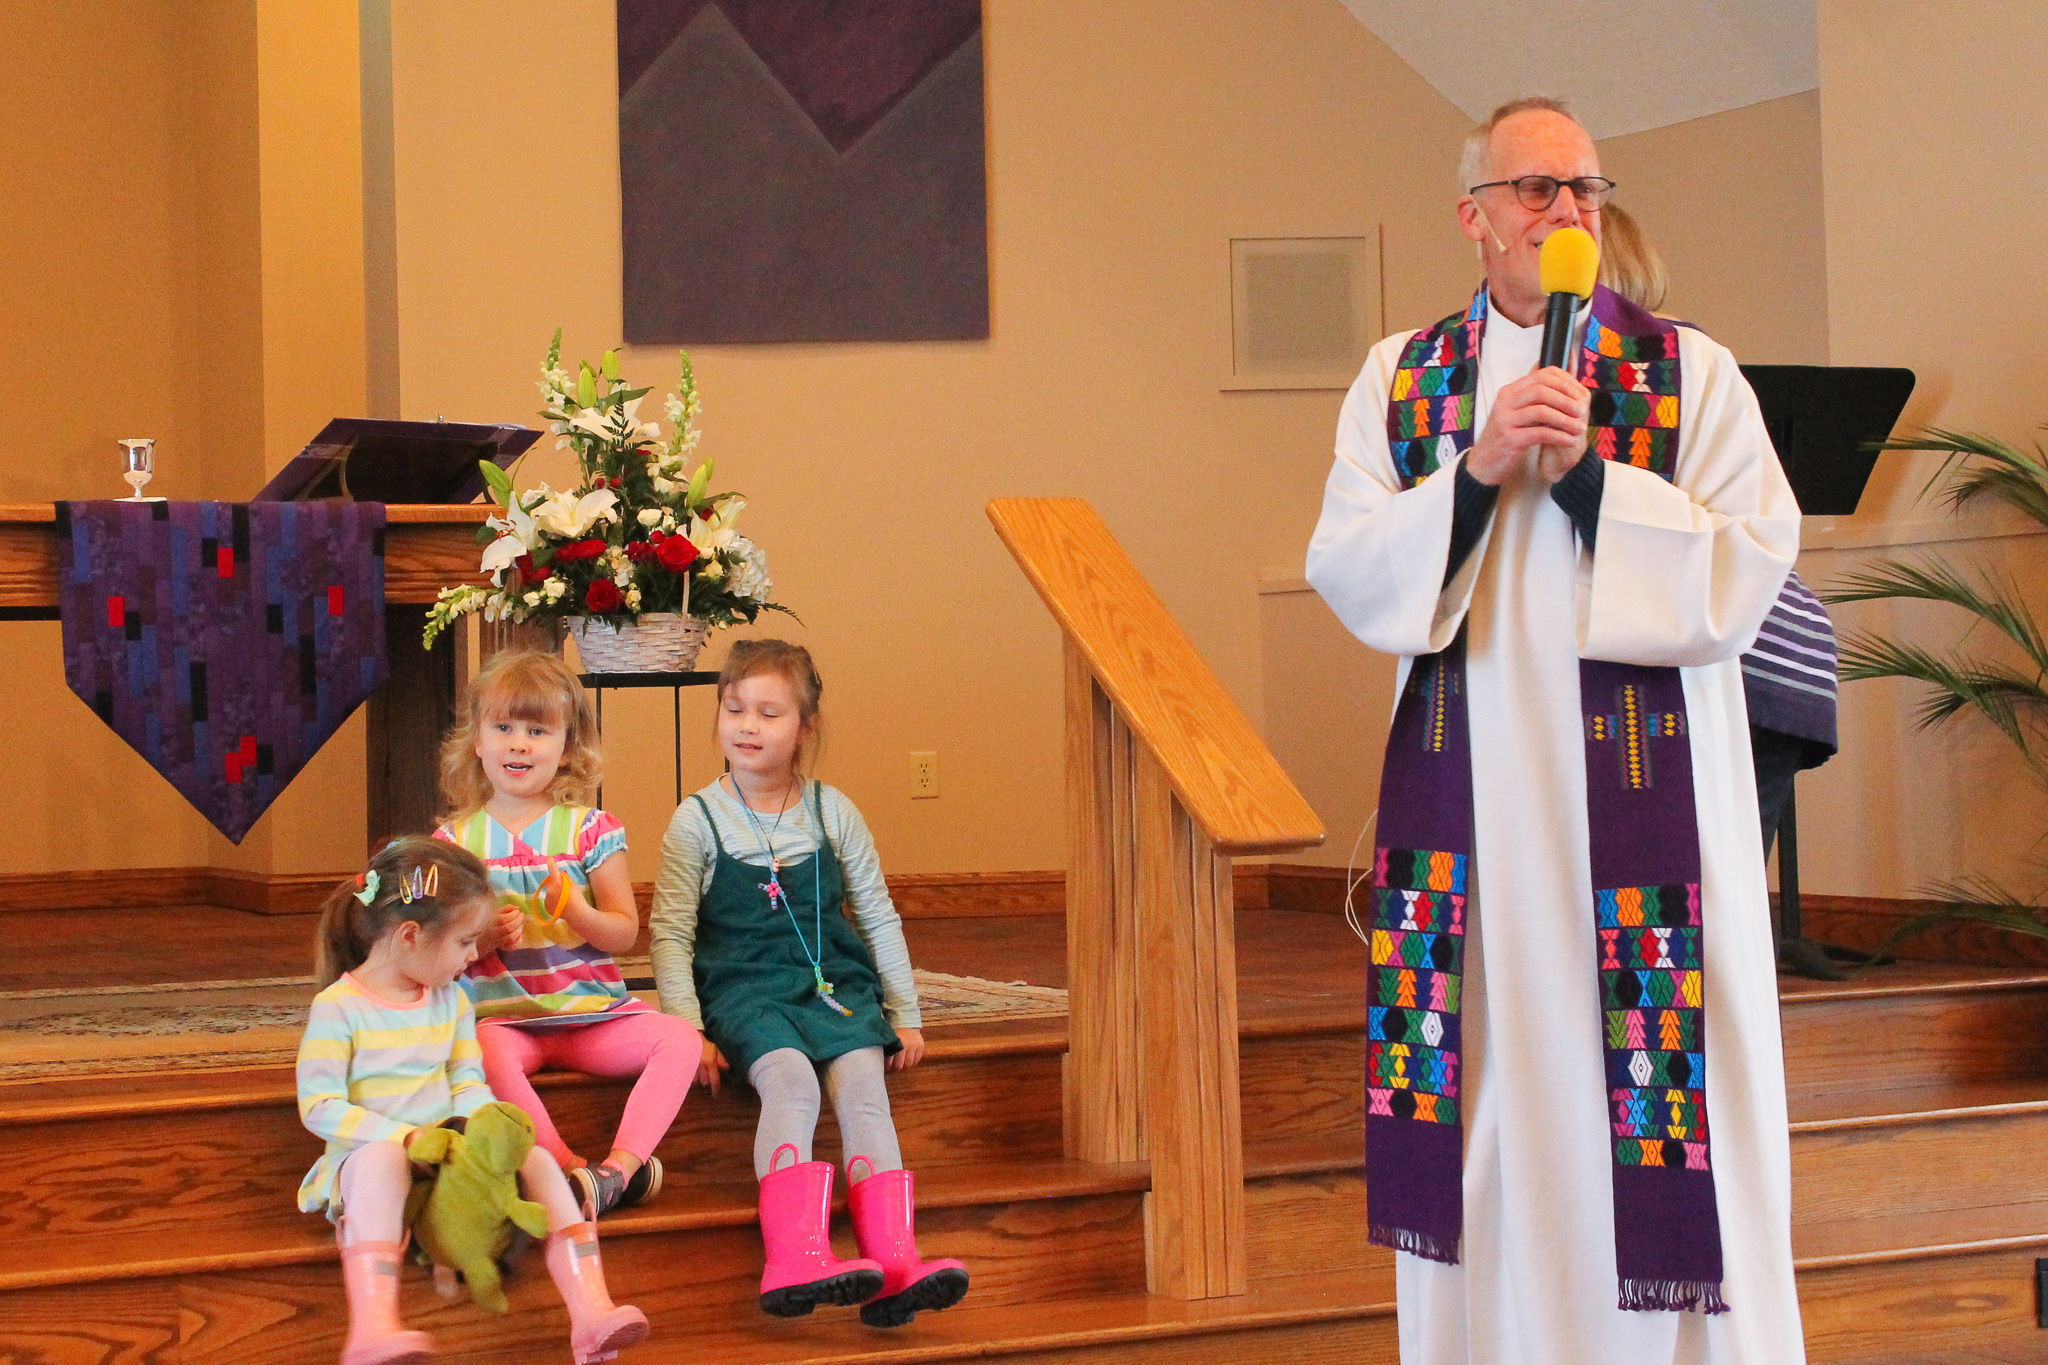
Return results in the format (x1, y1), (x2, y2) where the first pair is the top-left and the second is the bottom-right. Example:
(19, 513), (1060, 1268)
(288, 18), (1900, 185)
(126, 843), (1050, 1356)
(567, 613), (709, 673)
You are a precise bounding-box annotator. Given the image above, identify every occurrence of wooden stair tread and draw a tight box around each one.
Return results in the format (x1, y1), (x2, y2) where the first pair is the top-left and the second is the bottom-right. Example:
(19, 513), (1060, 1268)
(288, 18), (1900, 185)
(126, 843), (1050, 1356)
(0, 1155), (1150, 1293)
(1789, 1077), (2048, 1130)
(1777, 961), (2048, 1003)
(450, 1264), (1398, 1365)
(1243, 1134), (1359, 1178)
(1796, 1200), (2048, 1268)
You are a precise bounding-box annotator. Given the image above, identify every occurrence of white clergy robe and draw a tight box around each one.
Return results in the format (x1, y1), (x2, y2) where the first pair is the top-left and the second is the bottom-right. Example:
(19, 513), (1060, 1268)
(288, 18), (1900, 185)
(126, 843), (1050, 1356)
(1305, 300), (1806, 1365)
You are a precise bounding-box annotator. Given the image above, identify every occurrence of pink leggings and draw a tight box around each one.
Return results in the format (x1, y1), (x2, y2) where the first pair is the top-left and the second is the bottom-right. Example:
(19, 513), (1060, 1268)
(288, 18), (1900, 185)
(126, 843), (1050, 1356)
(478, 1011), (702, 1168)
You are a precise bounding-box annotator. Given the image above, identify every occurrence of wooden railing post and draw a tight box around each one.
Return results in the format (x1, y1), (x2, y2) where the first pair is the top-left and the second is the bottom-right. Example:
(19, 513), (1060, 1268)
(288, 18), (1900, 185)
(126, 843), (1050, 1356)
(1134, 746), (1247, 1298)
(990, 498), (1321, 1304)
(1063, 640), (1144, 1165)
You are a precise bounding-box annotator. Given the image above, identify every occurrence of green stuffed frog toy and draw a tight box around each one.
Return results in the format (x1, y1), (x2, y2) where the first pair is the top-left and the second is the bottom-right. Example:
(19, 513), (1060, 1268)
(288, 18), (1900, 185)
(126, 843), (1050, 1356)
(402, 1100), (551, 1313)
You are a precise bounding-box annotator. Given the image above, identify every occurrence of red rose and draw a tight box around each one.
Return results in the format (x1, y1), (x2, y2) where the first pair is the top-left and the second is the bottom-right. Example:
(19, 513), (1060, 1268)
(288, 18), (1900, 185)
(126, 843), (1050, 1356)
(654, 536), (699, 573)
(554, 538), (607, 562)
(624, 540), (657, 562)
(583, 577), (623, 612)
(513, 553), (536, 577)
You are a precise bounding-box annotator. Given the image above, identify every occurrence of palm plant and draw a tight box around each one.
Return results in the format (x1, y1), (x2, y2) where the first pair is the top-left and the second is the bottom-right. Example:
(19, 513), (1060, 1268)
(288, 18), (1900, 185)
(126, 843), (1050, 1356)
(1822, 428), (2048, 954)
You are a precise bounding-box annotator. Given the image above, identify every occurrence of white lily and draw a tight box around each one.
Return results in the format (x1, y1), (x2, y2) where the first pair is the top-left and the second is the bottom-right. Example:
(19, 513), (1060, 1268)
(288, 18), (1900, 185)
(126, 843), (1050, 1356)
(479, 535), (525, 585)
(531, 487), (619, 539)
(688, 521), (736, 555)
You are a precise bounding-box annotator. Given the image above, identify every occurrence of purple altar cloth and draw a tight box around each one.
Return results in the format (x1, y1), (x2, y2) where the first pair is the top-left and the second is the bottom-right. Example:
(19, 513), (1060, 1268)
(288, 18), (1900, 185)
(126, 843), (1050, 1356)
(56, 500), (388, 843)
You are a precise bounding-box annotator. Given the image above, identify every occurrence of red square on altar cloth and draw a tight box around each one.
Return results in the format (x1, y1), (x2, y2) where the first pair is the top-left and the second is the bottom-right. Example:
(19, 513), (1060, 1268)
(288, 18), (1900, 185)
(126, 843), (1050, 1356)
(217, 546), (235, 578)
(328, 585), (345, 615)
(107, 596), (124, 628)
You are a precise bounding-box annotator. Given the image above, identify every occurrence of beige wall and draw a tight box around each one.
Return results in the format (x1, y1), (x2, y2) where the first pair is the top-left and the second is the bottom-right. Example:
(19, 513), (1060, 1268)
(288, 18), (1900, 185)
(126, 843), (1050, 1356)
(1597, 92), (1830, 366)
(386, 0), (1478, 873)
(20, 3), (2026, 902)
(4, 0), (369, 876)
(1790, 0), (2048, 901)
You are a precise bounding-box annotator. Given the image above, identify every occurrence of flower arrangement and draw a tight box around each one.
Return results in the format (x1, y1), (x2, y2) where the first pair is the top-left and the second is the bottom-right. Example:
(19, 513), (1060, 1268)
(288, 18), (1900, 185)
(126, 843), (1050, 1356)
(424, 331), (792, 649)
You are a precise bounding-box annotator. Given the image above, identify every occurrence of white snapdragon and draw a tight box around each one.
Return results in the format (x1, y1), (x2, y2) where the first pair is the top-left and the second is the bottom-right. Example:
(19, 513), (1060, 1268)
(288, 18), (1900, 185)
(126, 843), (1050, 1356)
(637, 508), (663, 526)
(626, 587), (642, 608)
(544, 578), (567, 600)
(524, 591), (542, 607)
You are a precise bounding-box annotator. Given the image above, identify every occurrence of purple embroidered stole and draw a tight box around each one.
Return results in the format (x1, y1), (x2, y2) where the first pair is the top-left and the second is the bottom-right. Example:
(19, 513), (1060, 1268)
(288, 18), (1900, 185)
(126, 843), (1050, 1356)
(1365, 285), (1726, 1314)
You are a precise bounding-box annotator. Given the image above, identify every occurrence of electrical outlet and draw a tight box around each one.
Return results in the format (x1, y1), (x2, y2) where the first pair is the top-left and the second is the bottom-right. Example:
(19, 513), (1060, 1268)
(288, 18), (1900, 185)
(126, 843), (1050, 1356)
(910, 750), (939, 799)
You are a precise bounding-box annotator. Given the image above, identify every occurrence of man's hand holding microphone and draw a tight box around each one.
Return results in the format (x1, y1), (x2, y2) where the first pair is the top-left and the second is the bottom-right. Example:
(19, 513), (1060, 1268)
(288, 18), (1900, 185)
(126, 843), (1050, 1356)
(1466, 226), (1599, 487)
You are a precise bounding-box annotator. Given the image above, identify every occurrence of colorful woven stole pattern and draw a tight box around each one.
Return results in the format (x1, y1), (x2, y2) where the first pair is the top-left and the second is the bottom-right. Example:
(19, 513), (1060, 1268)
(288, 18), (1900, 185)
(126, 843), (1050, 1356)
(1367, 284), (1727, 1314)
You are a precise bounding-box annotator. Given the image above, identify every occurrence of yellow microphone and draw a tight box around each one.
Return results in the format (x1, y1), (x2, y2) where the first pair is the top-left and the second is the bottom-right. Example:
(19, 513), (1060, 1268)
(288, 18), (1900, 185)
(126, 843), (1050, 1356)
(1537, 226), (1599, 370)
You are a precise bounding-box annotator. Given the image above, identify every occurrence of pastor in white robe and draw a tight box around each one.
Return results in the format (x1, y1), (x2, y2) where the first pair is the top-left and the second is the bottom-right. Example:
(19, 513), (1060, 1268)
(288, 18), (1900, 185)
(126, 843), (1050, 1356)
(1305, 300), (1805, 1365)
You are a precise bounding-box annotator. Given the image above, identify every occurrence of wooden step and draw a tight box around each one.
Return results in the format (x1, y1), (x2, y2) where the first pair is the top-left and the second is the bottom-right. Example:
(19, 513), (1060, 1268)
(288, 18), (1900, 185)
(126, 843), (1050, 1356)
(1790, 1081), (2048, 1230)
(0, 1029), (1067, 1255)
(0, 1155), (1148, 1294)
(428, 1265), (1398, 1365)
(1781, 965), (2048, 1097)
(1236, 1128), (2048, 1364)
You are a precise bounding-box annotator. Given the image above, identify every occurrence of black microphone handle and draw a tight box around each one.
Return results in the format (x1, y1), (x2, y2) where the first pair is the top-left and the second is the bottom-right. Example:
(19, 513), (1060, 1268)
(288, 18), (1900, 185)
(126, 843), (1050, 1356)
(1538, 291), (1580, 371)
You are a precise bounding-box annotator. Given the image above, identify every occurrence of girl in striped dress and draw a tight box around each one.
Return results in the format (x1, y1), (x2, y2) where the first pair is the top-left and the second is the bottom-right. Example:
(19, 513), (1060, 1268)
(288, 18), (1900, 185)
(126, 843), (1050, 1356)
(297, 835), (647, 1365)
(435, 650), (704, 1220)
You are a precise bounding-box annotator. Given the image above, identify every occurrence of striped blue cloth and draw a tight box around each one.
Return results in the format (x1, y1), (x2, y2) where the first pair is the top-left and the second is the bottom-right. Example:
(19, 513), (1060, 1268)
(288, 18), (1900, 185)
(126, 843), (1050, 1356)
(1740, 571), (1837, 754)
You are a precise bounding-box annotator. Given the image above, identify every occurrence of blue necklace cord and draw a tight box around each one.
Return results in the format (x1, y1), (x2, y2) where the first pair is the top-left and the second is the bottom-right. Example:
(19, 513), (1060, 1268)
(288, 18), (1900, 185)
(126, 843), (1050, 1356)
(734, 777), (852, 1017)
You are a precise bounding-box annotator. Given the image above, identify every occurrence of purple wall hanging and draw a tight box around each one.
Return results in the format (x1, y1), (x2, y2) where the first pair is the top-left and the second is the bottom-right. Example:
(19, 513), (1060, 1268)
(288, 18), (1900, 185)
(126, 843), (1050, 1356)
(618, 0), (989, 343)
(57, 500), (389, 844)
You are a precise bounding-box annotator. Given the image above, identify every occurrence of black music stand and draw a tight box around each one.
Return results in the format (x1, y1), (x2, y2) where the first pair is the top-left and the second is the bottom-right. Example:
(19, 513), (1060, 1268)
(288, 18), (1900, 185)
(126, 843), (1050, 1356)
(1740, 365), (1915, 979)
(252, 418), (538, 504)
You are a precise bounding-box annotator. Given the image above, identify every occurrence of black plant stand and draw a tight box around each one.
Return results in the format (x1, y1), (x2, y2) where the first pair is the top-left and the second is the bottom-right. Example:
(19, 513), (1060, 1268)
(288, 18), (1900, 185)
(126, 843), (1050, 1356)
(580, 670), (720, 807)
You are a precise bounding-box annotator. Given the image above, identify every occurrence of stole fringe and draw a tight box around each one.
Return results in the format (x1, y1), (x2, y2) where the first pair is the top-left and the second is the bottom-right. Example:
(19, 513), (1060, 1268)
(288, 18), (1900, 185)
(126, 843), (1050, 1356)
(1617, 1278), (1730, 1316)
(1367, 1221), (1460, 1266)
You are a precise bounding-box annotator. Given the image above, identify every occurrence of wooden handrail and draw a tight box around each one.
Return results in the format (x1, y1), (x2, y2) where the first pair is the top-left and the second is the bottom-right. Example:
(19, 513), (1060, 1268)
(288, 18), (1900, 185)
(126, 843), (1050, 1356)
(986, 497), (1323, 857)
(990, 496), (1325, 1303)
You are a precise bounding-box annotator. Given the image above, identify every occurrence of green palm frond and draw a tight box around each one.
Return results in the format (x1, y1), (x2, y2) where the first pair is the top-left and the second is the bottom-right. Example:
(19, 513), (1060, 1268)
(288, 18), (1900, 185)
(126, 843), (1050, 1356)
(1836, 632), (2048, 757)
(1824, 557), (2048, 675)
(1873, 427), (2048, 530)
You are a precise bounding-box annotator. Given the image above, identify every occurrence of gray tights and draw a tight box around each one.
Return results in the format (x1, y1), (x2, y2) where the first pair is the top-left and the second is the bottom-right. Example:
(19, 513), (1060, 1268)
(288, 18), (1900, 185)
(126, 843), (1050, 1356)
(747, 1046), (904, 1179)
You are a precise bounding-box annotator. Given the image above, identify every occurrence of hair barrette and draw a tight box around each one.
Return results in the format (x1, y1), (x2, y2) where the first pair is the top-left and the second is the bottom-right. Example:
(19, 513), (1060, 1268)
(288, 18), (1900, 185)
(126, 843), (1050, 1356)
(399, 866), (429, 904)
(353, 870), (381, 906)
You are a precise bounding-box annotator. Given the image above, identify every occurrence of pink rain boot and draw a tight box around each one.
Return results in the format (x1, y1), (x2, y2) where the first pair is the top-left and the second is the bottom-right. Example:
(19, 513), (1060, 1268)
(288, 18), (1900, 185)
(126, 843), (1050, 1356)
(757, 1143), (884, 1316)
(846, 1159), (969, 1328)
(338, 1238), (435, 1365)
(544, 1221), (649, 1364)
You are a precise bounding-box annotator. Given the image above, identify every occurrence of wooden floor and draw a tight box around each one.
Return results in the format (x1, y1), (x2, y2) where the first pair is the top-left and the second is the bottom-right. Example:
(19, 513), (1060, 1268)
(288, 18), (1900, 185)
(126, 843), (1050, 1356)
(6, 902), (2048, 1363)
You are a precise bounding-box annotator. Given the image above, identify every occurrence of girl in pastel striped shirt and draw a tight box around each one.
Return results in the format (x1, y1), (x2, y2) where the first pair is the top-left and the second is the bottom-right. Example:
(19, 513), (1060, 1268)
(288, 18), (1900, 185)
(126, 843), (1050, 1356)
(297, 835), (647, 1365)
(435, 650), (703, 1220)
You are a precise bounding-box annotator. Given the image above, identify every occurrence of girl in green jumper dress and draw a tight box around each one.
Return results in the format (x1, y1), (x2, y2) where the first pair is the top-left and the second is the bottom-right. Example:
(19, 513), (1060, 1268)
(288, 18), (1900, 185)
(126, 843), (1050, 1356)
(649, 640), (969, 1328)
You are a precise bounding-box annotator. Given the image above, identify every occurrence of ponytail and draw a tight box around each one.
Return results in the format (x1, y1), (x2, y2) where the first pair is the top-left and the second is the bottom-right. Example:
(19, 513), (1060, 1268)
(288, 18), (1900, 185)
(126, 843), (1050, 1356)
(313, 835), (495, 986)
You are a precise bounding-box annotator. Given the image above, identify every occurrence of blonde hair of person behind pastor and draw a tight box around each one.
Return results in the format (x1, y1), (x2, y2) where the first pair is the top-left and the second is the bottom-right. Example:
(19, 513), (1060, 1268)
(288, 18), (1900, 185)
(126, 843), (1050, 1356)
(715, 638), (826, 780)
(439, 649), (603, 822)
(1596, 202), (1669, 314)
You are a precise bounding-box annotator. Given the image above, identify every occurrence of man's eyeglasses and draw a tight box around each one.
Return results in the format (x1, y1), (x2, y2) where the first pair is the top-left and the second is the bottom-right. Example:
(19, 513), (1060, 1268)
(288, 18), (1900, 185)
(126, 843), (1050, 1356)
(1467, 175), (1617, 212)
